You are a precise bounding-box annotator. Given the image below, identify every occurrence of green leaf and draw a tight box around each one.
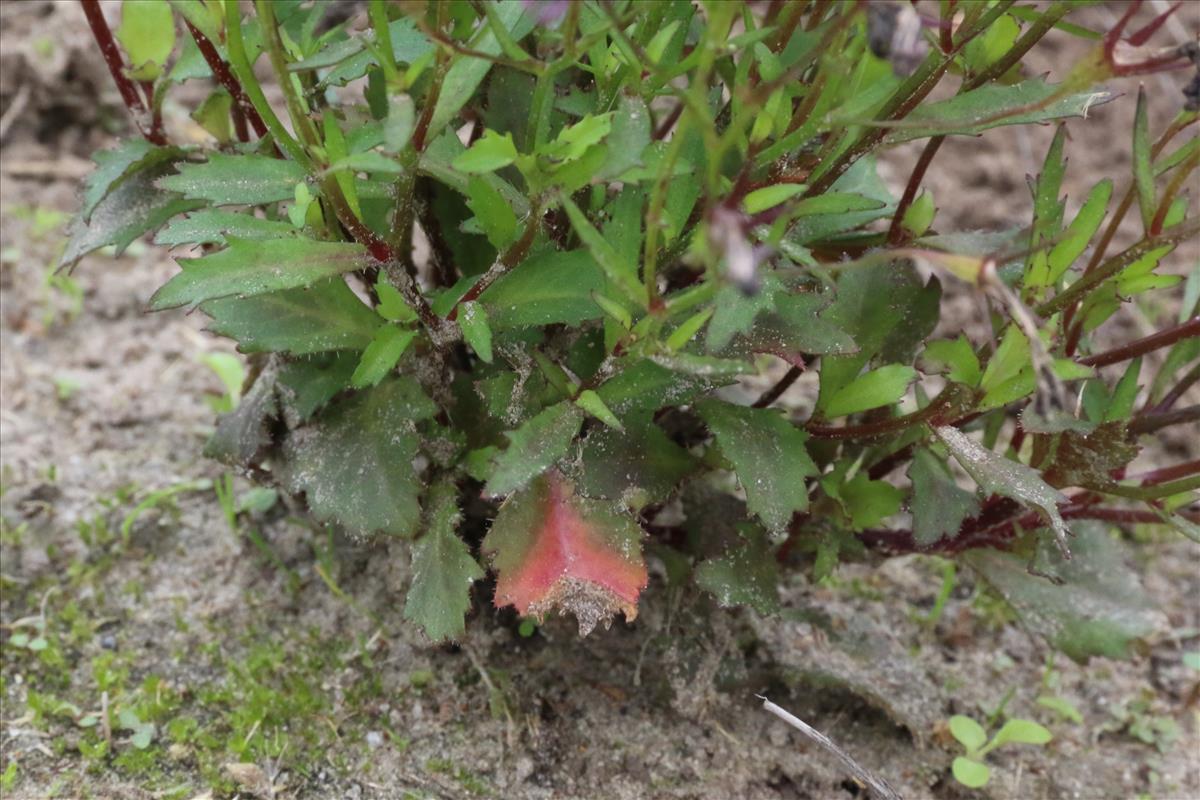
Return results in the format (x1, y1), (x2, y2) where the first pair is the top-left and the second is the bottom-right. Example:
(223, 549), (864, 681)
(921, 337), (981, 386)
(82, 139), (181, 220)
(989, 719), (1052, 749)
(967, 522), (1165, 661)
(191, 90), (234, 143)
(1132, 87), (1155, 232)
(834, 471), (905, 531)
(821, 365), (916, 418)
(951, 756), (990, 789)
(457, 301), (494, 363)
(281, 377), (437, 537)
(935, 425), (1071, 551)
(884, 79), (1114, 144)
(150, 237), (370, 310)
(465, 176), (518, 250)
(790, 192), (887, 217)
(157, 154), (309, 205)
(403, 481), (484, 642)
(575, 412), (695, 508)
(117, 0), (175, 80)
(351, 326), (416, 388)
(907, 448), (980, 546)
(979, 326), (1034, 410)
(323, 151), (405, 176)
(205, 368), (277, 467)
(383, 92), (416, 154)
(1037, 696), (1084, 724)
(948, 715), (988, 752)
(743, 183), (805, 214)
(155, 209), (297, 247)
(202, 279), (381, 355)
(698, 401), (818, 534)
(559, 195), (647, 308)
(486, 401), (584, 497)
(544, 113), (612, 164)
(1045, 179), (1113, 285)
(277, 354), (357, 421)
(418, 131), (531, 216)
(665, 308), (713, 352)
(707, 277), (779, 352)
(451, 129), (519, 174)
(479, 249), (607, 328)
(595, 359), (712, 417)
(695, 523), (780, 615)
(901, 191), (935, 237)
(598, 94), (650, 180)
(1025, 125), (1068, 289)
(574, 389), (622, 431)
(1104, 358), (1142, 422)
(649, 353), (755, 379)
(62, 163), (203, 269)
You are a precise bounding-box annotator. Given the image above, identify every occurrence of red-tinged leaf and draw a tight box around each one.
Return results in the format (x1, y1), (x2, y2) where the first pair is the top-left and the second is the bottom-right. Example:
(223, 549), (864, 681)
(483, 472), (648, 636)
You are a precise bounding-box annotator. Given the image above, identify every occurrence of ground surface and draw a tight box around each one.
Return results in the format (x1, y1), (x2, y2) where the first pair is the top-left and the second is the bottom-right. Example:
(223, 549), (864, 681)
(1, 3), (1198, 799)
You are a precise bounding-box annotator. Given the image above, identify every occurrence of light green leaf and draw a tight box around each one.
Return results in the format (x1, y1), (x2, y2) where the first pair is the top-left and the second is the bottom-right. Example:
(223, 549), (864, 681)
(486, 401), (584, 497)
(458, 301), (494, 363)
(451, 129), (519, 174)
(1045, 179), (1112, 285)
(403, 481), (484, 642)
(465, 176), (518, 250)
(323, 151), (405, 176)
(203, 278), (381, 354)
(150, 238), (370, 310)
(744, 183), (805, 214)
(979, 326), (1034, 410)
(544, 113), (612, 163)
(821, 365), (916, 418)
(948, 715), (988, 752)
(952, 756), (990, 788)
(351, 326), (416, 388)
(574, 389), (622, 431)
(902, 191), (935, 237)
(383, 92), (415, 154)
(157, 154), (309, 205)
(921, 336), (981, 386)
(281, 377), (437, 537)
(699, 401), (818, 534)
(117, 0), (175, 80)
(989, 719), (1052, 749)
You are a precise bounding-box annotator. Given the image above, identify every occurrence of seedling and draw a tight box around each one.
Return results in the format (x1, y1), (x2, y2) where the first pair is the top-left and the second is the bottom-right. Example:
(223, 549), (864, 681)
(948, 714), (1053, 788)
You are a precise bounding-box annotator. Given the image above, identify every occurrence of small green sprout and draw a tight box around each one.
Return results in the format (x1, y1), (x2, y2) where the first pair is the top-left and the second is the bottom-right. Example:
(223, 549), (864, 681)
(948, 714), (1053, 789)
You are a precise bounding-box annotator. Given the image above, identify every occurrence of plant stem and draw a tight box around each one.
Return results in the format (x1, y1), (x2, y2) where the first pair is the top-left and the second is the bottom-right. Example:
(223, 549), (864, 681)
(448, 204), (543, 321)
(79, 0), (167, 145)
(223, 0), (311, 168)
(184, 20), (269, 140)
(1077, 318), (1200, 367)
(1129, 404), (1200, 434)
(1151, 361), (1200, 412)
(254, 0), (320, 149)
(752, 366), (803, 408)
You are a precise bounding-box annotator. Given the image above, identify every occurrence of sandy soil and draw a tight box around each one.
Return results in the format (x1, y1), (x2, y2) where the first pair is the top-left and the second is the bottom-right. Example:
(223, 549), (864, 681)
(1, 3), (1198, 799)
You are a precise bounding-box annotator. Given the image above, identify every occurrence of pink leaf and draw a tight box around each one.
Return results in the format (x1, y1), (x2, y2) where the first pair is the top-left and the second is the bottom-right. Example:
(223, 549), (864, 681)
(483, 472), (648, 636)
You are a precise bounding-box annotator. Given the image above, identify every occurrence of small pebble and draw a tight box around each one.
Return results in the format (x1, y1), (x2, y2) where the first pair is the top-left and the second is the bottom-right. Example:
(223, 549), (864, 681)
(365, 731), (383, 750)
(99, 634), (116, 650)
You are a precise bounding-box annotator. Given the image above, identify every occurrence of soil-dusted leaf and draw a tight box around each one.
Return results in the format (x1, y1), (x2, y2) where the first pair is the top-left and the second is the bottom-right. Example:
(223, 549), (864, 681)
(62, 163), (204, 269)
(150, 238), (370, 310)
(695, 523), (780, 615)
(403, 481), (484, 642)
(737, 291), (858, 364)
(158, 154), (309, 205)
(350, 326), (416, 388)
(479, 249), (606, 329)
(1037, 422), (1139, 491)
(820, 364), (916, 418)
(203, 279), (381, 355)
(699, 400), (818, 534)
(595, 359), (713, 416)
(204, 366), (278, 467)
(156, 209), (297, 247)
(485, 401), (584, 497)
(907, 448), (980, 546)
(597, 93), (650, 180)
(82, 140), (183, 220)
(935, 425), (1071, 552)
(426, 1), (536, 137)
(966, 522), (1166, 662)
(576, 412), (696, 508)
(276, 353), (357, 422)
(457, 301), (494, 363)
(707, 275), (781, 352)
(483, 472), (648, 636)
(650, 353), (756, 379)
(281, 377), (438, 537)
(884, 79), (1114, 143)
(787, 157), (895, 245)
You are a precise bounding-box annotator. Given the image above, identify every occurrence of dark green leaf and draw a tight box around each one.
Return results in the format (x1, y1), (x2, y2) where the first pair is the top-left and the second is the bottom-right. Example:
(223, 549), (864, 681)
(699, 401), (818, 534)
(479, 249), (606, 329)
(695, 523), (780, 615)
(204, 367), (277, 467)
(485, 401), (584, 497)
(277, 353), (357, 421)
(150, 237), (370, 310)
(82, 140), (182, 220)
(203, 279), (381, 354)
(560, 195), (647, 308)
(157, 154), (308, 205)
(403, 481), (484, 642)
(281, 377), (437, 537)
(966, 522), (1165, 662)
(598, 93), (651, 180)
(155, 209), (297, 247)
(907, 448), (980, 546)
(575, 412), (696, 509)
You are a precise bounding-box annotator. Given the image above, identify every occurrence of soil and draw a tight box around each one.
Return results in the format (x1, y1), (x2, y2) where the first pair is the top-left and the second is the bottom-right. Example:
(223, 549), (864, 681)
(1, 3), (1198, 800)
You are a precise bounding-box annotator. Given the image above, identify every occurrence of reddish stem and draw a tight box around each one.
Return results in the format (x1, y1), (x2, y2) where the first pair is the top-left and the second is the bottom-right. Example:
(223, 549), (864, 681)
(184, 20), (270, 139)
(1077, 318), (1200, 368)
(1131, 459), (1200, 486)
(1151, 361), (1200, 413)
(79, 0), (167, 145)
